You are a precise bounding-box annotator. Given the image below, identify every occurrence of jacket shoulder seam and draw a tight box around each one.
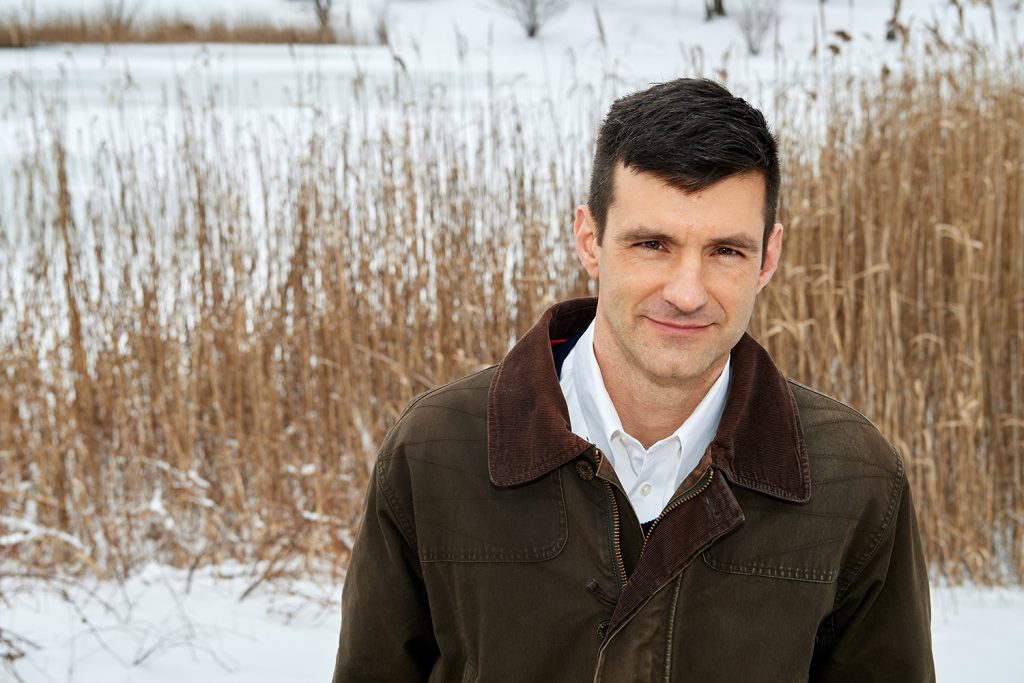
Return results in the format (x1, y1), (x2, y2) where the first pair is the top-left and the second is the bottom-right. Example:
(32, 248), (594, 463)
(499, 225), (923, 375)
(375, 467), (420, 552)
(374, 365), (497, 551)
(833, 444), (906, 603)
(787, 379), (906, 601)
(786, 378), (874, 426)
(401, 365), (497, 415)
(377, 364), (495, 464)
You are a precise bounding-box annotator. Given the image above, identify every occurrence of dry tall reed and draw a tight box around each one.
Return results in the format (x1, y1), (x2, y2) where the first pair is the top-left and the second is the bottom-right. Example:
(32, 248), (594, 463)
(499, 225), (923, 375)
(759, 51), (1024, 583)
(1, 12), (365, 47)
(1, 45), (1021, 585)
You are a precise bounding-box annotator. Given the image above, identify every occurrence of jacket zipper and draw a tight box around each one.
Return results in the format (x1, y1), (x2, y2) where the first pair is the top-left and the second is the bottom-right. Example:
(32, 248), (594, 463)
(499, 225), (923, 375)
(597, 466), (718, 652)
(594, 448), (629, 592)
(595, 451), (716, 594)
(640, 466), (715, 554)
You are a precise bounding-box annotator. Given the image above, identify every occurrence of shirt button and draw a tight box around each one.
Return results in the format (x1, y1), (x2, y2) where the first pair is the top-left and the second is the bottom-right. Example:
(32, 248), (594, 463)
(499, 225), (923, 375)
(640, 483), (652, 497)
(575, 460), (595, 481)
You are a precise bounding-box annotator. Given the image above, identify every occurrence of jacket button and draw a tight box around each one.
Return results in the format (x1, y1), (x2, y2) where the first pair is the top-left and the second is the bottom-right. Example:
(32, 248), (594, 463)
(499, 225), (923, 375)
(575, 460), (595, 481)
(596, 620), (609, 640)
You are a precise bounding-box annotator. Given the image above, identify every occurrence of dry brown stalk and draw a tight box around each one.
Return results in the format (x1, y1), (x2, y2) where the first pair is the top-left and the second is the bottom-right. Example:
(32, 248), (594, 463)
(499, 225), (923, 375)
(0, 14), (361, 48)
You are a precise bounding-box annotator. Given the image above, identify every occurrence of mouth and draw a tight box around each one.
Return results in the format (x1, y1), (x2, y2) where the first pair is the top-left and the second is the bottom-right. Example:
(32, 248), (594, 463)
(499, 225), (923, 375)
(643, 317), (714, 335)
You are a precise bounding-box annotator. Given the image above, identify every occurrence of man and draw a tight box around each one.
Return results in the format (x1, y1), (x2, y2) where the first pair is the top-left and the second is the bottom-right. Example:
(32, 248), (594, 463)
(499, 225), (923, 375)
(333, 78), (934, 681)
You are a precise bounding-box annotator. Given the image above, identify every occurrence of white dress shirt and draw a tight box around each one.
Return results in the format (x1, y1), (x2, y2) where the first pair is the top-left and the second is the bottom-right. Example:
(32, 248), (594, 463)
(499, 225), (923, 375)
(558, 320), (731, 523)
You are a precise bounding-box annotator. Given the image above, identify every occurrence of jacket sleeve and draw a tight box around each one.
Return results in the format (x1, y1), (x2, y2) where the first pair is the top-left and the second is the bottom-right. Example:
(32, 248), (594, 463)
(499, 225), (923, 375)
(810, 475), (935, 682)
(332, 456), (438, 682)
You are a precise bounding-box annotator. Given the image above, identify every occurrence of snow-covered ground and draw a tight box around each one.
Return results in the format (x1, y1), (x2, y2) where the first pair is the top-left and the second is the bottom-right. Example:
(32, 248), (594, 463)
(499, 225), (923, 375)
(2, 564), (342, 682)
(2, 0), (1014, 126)
(3, 1), (1022, 681)
(3, 565), (1024, 682)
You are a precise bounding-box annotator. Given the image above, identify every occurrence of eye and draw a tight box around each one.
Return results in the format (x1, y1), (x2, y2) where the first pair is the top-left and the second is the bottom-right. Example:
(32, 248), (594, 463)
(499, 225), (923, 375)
(713, 246), (743, 257)
(638, 241), (664, 251)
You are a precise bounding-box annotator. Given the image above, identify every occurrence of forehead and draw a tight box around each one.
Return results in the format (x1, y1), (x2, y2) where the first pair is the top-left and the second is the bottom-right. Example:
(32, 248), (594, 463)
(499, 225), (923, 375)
(607, 165), (766, 235)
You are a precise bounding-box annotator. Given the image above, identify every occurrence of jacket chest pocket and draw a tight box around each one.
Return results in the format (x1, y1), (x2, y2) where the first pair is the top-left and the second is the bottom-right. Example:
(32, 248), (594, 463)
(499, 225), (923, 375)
(701, 497), (843, 583)
(414, 466), (567, 564)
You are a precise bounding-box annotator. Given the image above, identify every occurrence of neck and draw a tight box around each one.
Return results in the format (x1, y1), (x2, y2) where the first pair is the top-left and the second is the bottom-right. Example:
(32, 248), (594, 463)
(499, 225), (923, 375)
(593, 335), (725, 450)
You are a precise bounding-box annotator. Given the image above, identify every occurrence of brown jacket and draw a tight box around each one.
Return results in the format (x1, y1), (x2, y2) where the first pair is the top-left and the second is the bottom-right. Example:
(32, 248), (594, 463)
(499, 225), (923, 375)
(333, 298), (934, 682)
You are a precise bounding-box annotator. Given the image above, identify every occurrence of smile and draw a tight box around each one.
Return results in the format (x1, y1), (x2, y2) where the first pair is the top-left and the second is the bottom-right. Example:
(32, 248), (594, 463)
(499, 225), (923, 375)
(644, 317), (714, 334)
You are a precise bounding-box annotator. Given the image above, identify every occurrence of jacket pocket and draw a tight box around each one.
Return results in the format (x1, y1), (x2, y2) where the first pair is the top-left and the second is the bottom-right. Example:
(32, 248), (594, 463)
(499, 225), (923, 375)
(412, 465), (568, 564)
(701, 491), (842, 583)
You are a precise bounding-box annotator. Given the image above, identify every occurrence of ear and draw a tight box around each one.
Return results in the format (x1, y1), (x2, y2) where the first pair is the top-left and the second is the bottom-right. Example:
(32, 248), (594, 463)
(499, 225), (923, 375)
(573, 205), (601, 280)
(756, 223), (783, 293)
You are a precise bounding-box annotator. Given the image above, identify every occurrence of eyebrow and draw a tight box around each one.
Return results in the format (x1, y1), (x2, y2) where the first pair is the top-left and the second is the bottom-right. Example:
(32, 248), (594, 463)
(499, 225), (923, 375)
(617, 226), (761, 253)
(616, 226), (680, 246)
(713, 233), (761, 252)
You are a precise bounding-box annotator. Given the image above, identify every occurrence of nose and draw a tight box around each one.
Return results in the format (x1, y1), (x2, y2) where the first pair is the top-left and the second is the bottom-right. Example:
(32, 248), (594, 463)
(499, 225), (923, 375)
(661, 256), (709, 314)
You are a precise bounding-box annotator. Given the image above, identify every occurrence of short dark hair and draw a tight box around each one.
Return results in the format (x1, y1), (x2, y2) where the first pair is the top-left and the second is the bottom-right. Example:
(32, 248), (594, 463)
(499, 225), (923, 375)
(588, 78), (780, 253)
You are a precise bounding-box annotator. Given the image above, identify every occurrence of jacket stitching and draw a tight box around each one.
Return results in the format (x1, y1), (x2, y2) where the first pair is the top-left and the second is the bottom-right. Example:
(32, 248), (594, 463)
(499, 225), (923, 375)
(603, 551), (709, 648)
(418, 468), (568, 563)
(376, 467), (419, 553)
(725, 474), (803, 499)
(786, 389), (813, 494)
(809, 453), (897, 471)
(834, 446), (905, 601)
(728, 505), (884, 530)
(493, 443), (589, 486)
(701, 554), (839, 583)
(812, 473), (895, 486)
(662, 576), (684, 682)
(786, 378), (876, 427)
(402, 365), (496, 415)
(374, 367), (499, 552)
(787, 378), (906, 601)
(408, 404), (485, 421)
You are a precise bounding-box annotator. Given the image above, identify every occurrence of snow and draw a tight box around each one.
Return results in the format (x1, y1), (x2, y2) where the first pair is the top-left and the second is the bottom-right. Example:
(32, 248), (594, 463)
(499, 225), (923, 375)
(4, 1), (1014, 99)
(2, 564), (342, 682)
(931, 586), (1024, 681)
(2, 567), (1023, 681)
(3, 1), (1022, 681)
(0, 516), (85, 552)
(1, 1), (1012, 188)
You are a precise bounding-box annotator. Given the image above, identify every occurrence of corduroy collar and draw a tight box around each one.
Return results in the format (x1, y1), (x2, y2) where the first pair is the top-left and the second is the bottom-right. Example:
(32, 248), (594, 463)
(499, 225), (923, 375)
(487, 297), (810, 503)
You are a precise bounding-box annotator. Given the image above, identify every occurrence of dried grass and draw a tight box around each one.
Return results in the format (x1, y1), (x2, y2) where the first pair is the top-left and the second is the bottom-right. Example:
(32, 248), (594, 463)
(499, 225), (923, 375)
(759, 52), (1024, 584)
(1, 44), (1021, 585)
(0, 13), (361, 48)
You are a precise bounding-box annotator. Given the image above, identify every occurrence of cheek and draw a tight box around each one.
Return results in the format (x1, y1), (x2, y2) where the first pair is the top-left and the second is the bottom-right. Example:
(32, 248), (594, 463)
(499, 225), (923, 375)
(598, 272), (656, 324)
(601, 260), (656, 296)
(707, 269), (759, 308)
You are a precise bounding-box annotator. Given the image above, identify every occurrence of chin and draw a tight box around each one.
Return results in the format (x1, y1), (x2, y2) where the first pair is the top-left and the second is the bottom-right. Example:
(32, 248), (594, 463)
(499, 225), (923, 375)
(642, 360), (707, 386)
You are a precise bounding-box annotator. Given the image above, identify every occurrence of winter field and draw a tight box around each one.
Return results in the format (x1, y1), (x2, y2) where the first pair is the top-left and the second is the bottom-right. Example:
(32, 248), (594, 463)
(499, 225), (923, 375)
(2, 0), (1023, 680)
(3, 564), (1024, 681)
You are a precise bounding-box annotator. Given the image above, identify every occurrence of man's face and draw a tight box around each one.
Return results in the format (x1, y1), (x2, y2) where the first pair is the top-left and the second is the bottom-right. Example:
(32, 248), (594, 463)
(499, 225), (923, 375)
(573, 164), (782, 390)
